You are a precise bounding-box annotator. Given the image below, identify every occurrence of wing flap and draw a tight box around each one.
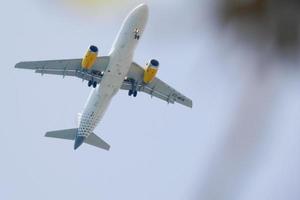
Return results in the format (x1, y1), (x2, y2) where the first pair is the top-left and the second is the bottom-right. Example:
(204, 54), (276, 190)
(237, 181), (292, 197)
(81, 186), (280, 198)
(143, 78), (193, 108)
(35, 69), (77, 76)
(34, 69), (103, 83)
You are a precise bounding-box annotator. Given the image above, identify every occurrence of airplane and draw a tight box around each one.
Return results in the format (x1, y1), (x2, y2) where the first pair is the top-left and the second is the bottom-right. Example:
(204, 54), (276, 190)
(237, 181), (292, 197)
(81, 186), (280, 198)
(15, 4), (193, 151)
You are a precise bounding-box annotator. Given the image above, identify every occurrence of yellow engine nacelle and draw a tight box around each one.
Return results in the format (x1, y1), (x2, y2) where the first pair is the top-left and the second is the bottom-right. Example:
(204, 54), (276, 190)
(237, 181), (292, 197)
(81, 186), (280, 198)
(81, 45), (99, 70)
(143, 59), (159, 83)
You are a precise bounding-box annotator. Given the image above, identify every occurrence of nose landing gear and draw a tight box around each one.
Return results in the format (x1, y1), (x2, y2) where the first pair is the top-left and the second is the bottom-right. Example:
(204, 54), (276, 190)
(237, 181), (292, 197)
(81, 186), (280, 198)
(134, 28), (140, 40)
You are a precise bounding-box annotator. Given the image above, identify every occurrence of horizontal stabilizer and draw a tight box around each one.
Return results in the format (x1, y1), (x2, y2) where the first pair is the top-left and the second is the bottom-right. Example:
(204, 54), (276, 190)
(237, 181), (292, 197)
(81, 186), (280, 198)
(45, 128), (110, 150)
(45, 128), (77, 140)
(85, 132), (110, 151)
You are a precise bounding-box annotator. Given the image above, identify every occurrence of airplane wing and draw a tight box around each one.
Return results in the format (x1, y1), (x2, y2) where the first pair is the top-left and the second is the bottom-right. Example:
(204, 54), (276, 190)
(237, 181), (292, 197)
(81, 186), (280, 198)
(15, 58), (193, 108)
(15, 56), (110, 83)
(122, 62), (193, 108)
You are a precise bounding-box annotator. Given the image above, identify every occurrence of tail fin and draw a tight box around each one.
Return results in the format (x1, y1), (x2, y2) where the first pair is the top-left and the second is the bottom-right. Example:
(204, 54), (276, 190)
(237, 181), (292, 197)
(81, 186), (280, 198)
(45, 129), (110, 151)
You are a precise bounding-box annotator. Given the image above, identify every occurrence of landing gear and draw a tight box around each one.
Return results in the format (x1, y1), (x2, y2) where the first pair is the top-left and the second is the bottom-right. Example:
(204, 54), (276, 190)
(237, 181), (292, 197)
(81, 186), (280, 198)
(88, 80), (97, 88)
(128, 89), (133, 96)
(128, 79), (138, 97)
(92, 81), (97, 88)
(133, 90), (137, 97)
(128, 90), (138, 97)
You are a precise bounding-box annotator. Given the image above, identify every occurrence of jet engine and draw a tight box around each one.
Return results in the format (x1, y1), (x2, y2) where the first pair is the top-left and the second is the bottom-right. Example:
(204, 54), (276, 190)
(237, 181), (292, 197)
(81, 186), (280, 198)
(81, 45), (99, 70)
(143, 59), (159, 83)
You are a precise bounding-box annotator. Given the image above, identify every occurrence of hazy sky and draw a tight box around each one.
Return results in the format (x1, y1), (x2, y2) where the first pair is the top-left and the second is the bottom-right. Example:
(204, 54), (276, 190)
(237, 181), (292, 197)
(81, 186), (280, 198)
(2, 0), (300, 200)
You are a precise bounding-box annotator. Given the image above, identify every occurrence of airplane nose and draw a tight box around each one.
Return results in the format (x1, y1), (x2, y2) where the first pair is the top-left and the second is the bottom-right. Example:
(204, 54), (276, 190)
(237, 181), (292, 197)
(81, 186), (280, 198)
(138, 4), (149, 14)
(74, 136), (85, 150)
(132, 3), (149, 17)
(138, 4), (149, 13)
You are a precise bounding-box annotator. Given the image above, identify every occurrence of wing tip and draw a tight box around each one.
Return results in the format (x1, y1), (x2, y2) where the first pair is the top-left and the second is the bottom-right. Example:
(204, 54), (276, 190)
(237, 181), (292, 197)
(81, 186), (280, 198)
(186, 103), (193, 108)
(105, 146), (111, 151)
(189, 100), (193, 108)
(14, 62), (22, 68)
(182, 99), (193, 108)
(15, 61), (33, 69)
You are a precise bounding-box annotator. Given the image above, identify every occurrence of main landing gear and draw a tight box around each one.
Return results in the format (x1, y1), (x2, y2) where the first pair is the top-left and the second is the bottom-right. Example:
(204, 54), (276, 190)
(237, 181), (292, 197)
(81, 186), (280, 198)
(128, 79), (138, 97)
(88, 80), (97, 88)
(128, 89), (138, 97)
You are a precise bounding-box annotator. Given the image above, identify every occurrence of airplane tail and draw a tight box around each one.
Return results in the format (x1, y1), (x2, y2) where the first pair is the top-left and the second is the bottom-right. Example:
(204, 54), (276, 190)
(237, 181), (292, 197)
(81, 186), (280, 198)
(45, 128), (110, 151)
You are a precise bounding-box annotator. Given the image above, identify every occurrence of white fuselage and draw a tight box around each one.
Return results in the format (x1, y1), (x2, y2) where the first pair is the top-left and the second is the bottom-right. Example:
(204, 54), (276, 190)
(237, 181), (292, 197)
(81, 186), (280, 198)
(77, 4), (148, 138)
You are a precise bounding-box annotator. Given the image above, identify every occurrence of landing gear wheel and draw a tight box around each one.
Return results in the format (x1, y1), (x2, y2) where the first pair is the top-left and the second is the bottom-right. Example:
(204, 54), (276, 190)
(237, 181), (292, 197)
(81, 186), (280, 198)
(92, 81), (97, 88)
(134, 35), (140, 40)
(133, 91), (138, 97)
(128, 90), (133, 96)
(88, 80), (93, 87)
